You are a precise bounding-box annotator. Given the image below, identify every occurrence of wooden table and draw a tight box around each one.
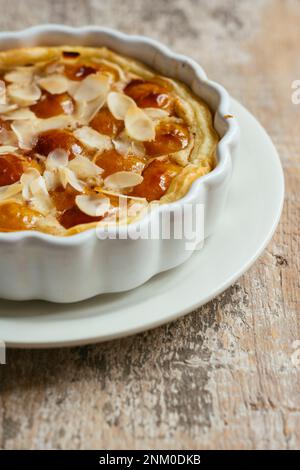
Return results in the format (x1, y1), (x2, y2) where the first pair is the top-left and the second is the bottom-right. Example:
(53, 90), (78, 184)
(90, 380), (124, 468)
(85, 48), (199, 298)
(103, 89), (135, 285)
(0, 0), (299, 450)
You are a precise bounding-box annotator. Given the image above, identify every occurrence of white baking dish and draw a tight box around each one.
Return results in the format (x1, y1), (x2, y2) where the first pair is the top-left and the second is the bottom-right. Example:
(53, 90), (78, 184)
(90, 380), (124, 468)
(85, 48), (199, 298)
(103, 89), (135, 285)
(0, 25), (238, 303)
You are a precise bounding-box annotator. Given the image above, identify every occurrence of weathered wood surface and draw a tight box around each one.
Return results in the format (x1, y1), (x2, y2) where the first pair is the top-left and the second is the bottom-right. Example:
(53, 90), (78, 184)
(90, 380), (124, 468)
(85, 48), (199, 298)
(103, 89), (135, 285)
(0, 0), (299, 450)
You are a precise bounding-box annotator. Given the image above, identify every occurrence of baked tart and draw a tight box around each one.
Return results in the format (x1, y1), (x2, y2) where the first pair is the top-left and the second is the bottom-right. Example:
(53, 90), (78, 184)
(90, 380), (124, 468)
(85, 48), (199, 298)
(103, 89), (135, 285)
(0, 46), (218, 236)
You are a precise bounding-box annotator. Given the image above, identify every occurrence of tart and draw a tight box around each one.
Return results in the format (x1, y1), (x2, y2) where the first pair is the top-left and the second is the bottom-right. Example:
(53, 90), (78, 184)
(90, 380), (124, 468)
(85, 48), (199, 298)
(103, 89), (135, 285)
(0, 46), (218, 236)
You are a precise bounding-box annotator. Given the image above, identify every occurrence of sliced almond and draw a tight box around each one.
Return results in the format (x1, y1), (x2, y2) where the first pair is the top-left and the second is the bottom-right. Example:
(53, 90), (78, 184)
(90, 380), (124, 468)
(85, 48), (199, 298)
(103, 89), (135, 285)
(20, 167), (41, 182)
(0, 145), (18, 154)
(113, 131), (145, 158)
(46, 149), (69, 170)
(68, 154), (102, 179)
(26, 161), (59, 215)
(70, 73), (110, 102)
(4, 67), (35, 84)
(73, 126), (112, 151)
(43, 169), (60, 192)
(0, 103), (18, 114)
(0, 128), (18, 146)
(7, 82), (41, 106)
(92, 59), (126, 81)
(67, 81), (79, 97)
(1, 107), (36, 121)
(0, 80), (6, 105)
(75, 194), (110, 217)
(45, 61), (65, 75)
(11, 120), (38, 150)
(107, 92), (135, 120)
(38, 74), (70, 94)
(144, 108), (169, 120)
(33, 153), (47, 163)
(20, 168), (41, 200)
(99, 188), (146, 201)
(104, 171), (143, 190)
(0, 182), (22, 201)
(29, 174), (49, 198)
(59, 167), (85, 192)
(35, 115), (75, 135)
(30, 193), (53, 215)
(75, 95), (106, 124)
(125, 106), (155, 142)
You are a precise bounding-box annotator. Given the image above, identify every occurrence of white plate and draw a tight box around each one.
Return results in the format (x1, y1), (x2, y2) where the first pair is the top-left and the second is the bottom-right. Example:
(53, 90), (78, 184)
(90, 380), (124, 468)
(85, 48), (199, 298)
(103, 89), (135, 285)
(0, 99), (284, 348)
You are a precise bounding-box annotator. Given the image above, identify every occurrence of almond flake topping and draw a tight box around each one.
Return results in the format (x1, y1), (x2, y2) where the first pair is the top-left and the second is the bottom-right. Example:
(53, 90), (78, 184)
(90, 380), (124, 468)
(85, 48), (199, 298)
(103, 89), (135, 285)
(144, 108), (169, 120)
(36, 115), (74, 133)
(43, 170), (60, 192)
(92, 58), (126, 81)
(0, 80), (6, 105)
(7, 82), (41, 106)
(20, 168), (43, 200)
(44, 149), (84, 192)
(0, 103), (18, 114)
(44, 149), (102, 192)
(1, 108), (36, 121)
(75, 96), (106, 124)
(104, 171), (143, 190)
(107, 92), (135, 120)
(75, 194), (110, 217)
(99, 188), (146, 201)
(0, 182), (22, 201)
(125, 106), (155, 142)
(29, 175), (50, 198)
(0, 53), (189, 232)
(73, 126), (112, 151)
(0, 145), (18, 154)
(38, 74), (70, 95)
(45, 61), (65, 75)
(46, 149), (69, 170)
(112, 131), (145, 159)
(4, 67), (35, 84)
(11, 120), (37, 150)
(20, 167), (53, 214)
(68, 154), (102, 180)
(70, 73), (110, 102)
(107, 92), (155, 141)
(59, 167), (85, 192)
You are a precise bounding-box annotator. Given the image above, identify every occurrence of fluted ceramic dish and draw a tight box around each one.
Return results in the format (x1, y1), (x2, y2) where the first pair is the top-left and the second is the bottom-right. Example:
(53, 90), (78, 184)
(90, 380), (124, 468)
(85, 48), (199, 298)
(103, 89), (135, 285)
(0, 25), (238, 303)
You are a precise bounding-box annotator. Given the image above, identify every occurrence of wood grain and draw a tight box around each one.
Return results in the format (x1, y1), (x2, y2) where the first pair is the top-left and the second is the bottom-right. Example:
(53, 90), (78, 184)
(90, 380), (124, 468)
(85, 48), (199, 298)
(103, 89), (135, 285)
(0, 0), (299, 450)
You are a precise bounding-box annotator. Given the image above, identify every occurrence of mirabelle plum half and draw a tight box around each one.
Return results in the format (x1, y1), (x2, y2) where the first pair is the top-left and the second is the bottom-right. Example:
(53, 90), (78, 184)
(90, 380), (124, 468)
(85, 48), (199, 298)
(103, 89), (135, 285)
(0, 202), (41, 231)
(31, 92), (74, 118)
(144, 121), (189, 157)
(64, 62), (119, 81)
(95, 149), (144, 178)
(0, 154), (24, 186)
(58, 206), (105, 229)
(90, 108), (124, 138)
(50, 186), (104, 229)
(132, 158), (181, 201)
(34, 129), (83, 158)
(124, 79), (173, 112)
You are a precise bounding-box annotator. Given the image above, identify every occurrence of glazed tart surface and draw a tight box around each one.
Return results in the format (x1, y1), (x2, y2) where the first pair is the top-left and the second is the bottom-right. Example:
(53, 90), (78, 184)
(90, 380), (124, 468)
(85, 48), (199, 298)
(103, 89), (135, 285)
(0, 46), (218, 235)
